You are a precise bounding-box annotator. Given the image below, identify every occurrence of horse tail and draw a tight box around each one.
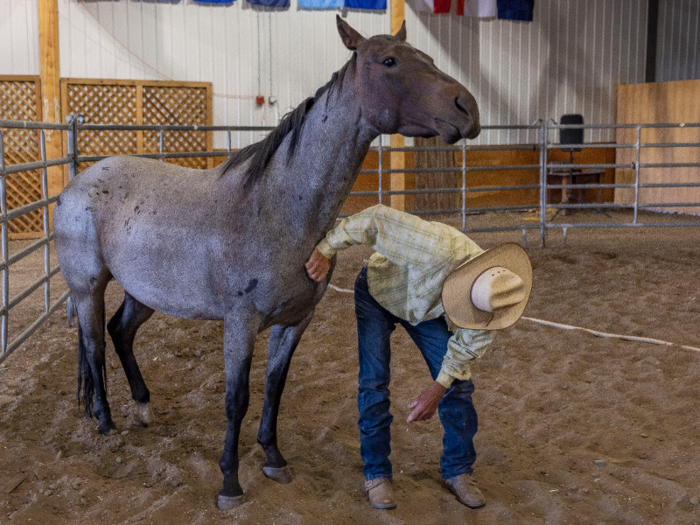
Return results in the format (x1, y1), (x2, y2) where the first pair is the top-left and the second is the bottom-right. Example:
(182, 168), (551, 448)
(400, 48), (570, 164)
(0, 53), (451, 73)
(76, 308), (107, 418)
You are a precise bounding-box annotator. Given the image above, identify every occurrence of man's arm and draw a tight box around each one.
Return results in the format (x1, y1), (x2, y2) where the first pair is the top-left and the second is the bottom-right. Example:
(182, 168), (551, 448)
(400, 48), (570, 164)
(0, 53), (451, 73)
(406, 328), (492, 423)
(310, 204), (464, 268)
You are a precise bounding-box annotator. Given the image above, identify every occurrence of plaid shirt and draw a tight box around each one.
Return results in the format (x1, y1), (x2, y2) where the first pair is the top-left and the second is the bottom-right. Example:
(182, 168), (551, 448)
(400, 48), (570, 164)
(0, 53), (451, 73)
(316, 204), (493, 387)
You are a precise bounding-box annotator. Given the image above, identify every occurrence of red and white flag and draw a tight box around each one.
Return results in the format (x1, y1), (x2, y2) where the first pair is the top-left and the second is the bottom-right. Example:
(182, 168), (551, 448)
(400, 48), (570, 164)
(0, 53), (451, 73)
(416, 0), (496, 16)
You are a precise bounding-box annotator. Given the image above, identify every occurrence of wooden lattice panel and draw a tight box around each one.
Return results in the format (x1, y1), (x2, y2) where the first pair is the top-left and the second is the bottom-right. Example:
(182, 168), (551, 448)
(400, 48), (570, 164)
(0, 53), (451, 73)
(143, 85), (209, 169)
(63, 82), (138, 170)
(62, 79), (212, 171)
(0, 76), (44, 238)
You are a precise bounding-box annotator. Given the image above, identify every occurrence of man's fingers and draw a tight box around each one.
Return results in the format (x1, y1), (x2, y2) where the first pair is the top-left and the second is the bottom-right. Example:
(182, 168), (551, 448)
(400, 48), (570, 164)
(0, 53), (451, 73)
(408, 400), (417, 408)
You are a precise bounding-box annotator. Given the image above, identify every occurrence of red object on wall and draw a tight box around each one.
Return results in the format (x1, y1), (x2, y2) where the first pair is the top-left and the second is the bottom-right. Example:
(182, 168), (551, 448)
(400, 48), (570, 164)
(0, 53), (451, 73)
(256, 95), (265, 105)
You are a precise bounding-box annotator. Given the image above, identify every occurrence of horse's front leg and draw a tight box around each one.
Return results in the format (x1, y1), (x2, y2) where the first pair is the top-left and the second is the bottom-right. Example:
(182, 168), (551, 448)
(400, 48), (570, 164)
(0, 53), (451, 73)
(257, 310), (315, 485)
(217, 309), (262, 511)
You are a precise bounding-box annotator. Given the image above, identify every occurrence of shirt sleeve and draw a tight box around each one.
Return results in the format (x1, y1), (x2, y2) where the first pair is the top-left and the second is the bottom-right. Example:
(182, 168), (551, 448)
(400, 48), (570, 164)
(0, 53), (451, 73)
(315, 204), (453, 268)
(435, 328), (493, 388)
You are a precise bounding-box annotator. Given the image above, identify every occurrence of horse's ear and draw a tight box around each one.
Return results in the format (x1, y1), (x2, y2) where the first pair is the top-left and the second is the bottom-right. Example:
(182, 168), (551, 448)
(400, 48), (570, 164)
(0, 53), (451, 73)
(336, 15), (365, 50)
(394, 21), (406, 41)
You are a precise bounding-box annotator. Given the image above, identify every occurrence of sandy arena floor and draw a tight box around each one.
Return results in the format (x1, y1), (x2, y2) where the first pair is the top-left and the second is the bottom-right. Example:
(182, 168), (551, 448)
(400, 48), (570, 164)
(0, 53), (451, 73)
(1, 210), (699, 525)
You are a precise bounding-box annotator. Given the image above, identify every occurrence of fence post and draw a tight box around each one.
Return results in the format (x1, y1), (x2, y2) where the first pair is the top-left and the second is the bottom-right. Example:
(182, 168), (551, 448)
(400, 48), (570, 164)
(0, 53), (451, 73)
(66, 114), (83, 182)
(634, 125), (641, 224)
(461, 138), (467, 231)
(539, 120), (548, 247)
(40, 131), (51, 313)
(378, 135), (383, 205)
(0, 129), (7, 354)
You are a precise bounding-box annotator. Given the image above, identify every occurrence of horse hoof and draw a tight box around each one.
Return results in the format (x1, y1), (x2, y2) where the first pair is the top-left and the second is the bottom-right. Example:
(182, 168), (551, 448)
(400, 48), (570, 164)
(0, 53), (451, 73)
(99, 423), (119, 436)
(263, 466), (293, 485)
(217, 494), (244, 510)
(135, 403), (154, 427)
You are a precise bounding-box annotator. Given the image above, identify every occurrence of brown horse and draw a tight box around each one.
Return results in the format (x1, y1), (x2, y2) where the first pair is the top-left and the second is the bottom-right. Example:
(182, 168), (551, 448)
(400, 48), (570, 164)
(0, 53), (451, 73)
(53, 16), (480, 510)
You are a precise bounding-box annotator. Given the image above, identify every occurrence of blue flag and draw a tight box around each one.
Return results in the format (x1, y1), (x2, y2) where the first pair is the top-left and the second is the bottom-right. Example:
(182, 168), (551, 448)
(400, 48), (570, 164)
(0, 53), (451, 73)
(344, 0), (386, 9)
(299, 0), (343, 8)
(497, 0), (534, 21)
(247, 0), (290, 6)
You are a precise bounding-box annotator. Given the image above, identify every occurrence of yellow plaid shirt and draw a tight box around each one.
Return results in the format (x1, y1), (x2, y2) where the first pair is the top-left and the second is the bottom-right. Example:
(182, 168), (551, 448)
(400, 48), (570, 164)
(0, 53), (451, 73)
(316, 204), (493, 387)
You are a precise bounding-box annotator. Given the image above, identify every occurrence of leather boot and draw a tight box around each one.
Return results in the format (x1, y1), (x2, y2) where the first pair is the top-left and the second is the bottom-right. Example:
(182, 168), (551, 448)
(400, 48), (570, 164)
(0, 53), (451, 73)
(444, 474), (486, 508)
(365, 478), (396, 510)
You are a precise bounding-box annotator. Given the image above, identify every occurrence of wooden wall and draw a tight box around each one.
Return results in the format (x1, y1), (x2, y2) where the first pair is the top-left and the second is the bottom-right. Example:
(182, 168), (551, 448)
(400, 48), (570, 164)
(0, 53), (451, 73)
(616, 79), (700, 215)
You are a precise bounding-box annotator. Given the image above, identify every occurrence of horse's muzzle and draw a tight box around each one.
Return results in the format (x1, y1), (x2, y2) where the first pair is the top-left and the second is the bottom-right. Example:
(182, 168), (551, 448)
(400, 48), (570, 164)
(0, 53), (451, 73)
(456, 92), (481, 140)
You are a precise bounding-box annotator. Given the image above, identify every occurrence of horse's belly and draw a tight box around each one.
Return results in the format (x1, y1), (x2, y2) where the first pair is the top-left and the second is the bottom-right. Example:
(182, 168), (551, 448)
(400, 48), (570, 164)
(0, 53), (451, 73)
(104, 235), (227, 320)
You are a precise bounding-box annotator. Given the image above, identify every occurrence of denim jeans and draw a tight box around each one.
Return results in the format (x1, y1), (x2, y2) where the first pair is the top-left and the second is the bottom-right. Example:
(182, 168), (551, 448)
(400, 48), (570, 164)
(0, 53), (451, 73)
(354, 267), (478, 481)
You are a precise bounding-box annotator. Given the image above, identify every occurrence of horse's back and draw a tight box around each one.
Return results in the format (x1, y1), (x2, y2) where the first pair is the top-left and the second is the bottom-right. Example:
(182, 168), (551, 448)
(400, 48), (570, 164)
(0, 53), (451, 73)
(54, 156), (223, 301)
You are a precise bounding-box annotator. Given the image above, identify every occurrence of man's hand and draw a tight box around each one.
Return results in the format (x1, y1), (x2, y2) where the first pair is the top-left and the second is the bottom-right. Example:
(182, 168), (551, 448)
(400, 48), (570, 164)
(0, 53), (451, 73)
(305, 248), (331, 282)
(407, 382), (447, 423)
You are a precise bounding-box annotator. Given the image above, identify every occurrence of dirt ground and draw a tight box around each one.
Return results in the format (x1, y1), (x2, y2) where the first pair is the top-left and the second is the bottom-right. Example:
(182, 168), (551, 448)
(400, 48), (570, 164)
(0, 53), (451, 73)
(1, 210), (700, 525)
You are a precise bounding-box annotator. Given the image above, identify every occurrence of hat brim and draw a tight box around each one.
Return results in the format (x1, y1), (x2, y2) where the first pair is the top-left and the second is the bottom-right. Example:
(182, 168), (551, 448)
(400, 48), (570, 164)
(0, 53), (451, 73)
(442, 243), (532, 330)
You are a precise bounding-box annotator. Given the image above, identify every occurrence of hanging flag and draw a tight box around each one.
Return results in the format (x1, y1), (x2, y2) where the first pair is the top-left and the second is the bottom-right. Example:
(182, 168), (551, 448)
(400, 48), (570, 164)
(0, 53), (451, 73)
(247, 0), (290, 6)
(299, 0), (343, 8)
(416, 0), (496, 16)
(461, 0), (496, 17)
(415, 0), (450, 14)
(344, 0), (386, 9)
(497, 0), (534, 21)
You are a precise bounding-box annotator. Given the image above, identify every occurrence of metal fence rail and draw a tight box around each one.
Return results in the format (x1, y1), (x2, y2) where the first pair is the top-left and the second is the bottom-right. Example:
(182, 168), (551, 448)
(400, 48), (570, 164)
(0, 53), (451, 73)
(0, 116), (698, 363)
(0, 119), (73, 364)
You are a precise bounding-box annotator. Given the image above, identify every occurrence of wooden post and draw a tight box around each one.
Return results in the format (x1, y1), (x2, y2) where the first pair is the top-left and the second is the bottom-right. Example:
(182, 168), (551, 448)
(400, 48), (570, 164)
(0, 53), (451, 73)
(38, 0), (64, 225)
(390, 0), (406, 211)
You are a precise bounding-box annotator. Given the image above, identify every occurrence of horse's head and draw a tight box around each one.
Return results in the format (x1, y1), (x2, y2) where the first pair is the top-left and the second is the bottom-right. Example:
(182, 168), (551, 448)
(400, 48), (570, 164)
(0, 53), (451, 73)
(337, 16), (480, 144)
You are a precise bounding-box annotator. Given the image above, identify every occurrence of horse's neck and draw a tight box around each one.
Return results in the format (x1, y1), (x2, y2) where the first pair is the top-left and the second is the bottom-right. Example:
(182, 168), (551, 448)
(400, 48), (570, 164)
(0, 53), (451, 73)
(263, 82), (375, 241)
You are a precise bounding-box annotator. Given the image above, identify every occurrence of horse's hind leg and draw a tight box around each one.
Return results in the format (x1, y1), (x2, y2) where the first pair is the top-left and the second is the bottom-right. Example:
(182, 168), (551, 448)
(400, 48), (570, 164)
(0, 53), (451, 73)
(107, 292), (155, 426)
(74, 286), (117, 435)
(257, 311), (314, 485)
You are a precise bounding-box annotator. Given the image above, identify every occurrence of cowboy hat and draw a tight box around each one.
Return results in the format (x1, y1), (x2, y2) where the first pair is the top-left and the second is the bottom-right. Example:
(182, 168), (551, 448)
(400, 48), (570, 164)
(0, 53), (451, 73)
(442, 243), (532, 330)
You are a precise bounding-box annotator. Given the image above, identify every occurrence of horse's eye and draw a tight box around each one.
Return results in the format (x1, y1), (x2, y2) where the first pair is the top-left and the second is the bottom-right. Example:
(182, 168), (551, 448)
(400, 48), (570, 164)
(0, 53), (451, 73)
(382, 57), (397, 67)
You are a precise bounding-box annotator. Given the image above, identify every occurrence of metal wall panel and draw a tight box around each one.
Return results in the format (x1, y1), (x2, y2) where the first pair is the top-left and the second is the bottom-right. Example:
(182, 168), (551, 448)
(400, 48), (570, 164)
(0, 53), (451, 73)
(656, 0), (700, 82)
(0, 0), (40, 76)
(54, 0), (651, 147)
(405, 0), (648, 144)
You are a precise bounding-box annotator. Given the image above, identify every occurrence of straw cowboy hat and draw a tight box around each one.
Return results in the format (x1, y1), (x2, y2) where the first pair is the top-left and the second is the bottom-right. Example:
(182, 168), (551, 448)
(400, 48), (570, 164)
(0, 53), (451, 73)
(442, 243), (533, 330)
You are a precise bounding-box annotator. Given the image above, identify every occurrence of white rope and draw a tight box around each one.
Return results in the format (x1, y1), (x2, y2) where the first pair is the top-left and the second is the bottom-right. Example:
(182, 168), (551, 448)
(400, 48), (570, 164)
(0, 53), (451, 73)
(521, 317), (700, 353)
(328, 283), (354, 294)
(326, 283), (700, 353)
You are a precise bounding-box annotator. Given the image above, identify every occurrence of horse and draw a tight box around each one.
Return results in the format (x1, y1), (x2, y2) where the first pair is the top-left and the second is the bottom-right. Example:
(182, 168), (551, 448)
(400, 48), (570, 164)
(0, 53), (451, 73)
(53, 15), (480, 510)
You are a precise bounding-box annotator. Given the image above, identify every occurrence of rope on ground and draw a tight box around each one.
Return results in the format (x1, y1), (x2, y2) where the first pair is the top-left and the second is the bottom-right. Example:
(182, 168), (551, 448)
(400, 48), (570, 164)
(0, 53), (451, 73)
(521, 317), (700, 353)
(328, 283), (354, 294)
(327, 283), (700, 353)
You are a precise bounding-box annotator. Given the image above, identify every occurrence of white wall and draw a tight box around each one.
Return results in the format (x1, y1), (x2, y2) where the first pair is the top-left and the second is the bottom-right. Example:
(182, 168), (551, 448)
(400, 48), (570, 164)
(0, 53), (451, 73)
(0, 0), (40, 76)
(6, 0), (696, 147)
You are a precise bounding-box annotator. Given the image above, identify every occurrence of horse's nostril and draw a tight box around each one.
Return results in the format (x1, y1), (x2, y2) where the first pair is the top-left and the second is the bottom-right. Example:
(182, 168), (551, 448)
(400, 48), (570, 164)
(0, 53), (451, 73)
(455, 96), (470, 117)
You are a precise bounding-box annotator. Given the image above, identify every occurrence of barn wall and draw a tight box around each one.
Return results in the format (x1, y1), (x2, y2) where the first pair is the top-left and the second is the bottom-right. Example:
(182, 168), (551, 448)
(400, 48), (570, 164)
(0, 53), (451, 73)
(0, 0), (41, 76)
(3, 1), (698, 148)
(656, 0), (700, 82)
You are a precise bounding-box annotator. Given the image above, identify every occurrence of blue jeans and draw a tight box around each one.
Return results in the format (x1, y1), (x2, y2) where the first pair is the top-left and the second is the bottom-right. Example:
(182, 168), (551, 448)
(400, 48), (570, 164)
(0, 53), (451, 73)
(354, 267), (478, 481)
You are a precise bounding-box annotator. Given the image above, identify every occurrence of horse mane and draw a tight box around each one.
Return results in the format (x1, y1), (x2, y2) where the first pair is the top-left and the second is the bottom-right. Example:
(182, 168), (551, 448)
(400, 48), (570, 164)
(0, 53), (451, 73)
(219, 55), (356, 187)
